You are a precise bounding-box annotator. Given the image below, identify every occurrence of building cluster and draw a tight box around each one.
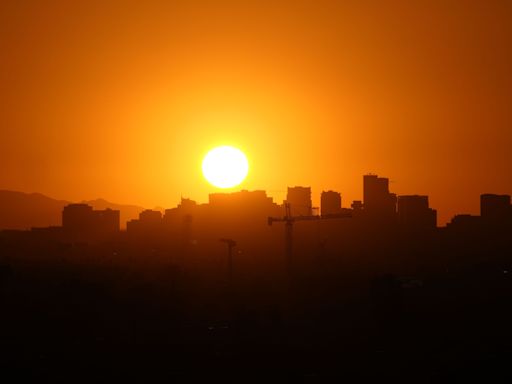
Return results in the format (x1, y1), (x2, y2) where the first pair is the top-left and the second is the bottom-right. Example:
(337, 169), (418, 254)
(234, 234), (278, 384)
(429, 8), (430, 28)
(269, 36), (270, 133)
(280, 174), (437, 230)
(447, 193), (512, 232)
(10, 174), (511, 243)
(62, 204), (120, 242)
(122, 174), (439, 241)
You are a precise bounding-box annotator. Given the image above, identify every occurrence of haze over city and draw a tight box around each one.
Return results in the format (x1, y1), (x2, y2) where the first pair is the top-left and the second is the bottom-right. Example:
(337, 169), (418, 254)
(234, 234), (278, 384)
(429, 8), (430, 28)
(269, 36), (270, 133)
(1, 1), (512, 225)
(1, 1), (512, 380)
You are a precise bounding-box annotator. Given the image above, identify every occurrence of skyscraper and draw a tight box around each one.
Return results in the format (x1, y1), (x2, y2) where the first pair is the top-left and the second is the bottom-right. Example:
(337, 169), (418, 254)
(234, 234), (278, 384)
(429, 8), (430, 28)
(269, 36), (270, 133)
(62, 204), (94, 233)
(321, 190), (341, 217)
(363, 174), (397, 219)
(397, 195), (437, 229)
(62, 204), (119, 241)
(126, 209), (163, 239)
(286, 186), (312, 216)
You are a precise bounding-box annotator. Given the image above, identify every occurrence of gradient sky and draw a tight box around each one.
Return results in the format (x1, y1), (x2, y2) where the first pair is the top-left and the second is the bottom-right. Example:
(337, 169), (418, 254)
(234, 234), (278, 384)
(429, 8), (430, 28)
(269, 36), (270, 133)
(1, 0), (511, 224)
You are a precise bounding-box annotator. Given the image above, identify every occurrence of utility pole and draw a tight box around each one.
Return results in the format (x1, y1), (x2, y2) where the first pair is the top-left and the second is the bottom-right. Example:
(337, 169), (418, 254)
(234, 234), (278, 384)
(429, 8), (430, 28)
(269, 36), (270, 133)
(220, 238), (236, 286)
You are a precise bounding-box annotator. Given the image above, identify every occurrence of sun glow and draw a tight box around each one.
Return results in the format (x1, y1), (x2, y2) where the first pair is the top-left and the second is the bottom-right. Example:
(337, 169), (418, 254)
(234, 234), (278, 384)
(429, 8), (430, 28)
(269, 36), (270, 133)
(202, 146), (249, 189)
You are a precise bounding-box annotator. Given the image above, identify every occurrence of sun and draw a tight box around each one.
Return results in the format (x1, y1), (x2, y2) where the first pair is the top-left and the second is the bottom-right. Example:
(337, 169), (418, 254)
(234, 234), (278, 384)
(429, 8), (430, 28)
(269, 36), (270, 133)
(202, 146), (249, 189)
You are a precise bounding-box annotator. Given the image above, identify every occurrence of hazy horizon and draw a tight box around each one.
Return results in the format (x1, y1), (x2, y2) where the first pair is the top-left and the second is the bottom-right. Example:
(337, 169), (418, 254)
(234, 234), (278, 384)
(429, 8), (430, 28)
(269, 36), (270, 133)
(2, 0), (511, 226)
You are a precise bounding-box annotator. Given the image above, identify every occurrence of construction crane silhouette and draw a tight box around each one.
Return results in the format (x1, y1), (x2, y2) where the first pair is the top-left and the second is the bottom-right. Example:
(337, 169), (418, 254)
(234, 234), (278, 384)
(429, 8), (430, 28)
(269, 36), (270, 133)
(220, 238), (236, 286)
(268, 202), (351, 276)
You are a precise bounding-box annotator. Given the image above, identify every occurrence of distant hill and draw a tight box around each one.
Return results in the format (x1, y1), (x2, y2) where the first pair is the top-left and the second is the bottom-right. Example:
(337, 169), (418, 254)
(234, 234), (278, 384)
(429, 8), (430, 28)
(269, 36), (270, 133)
(0, 191), (69, 230)
(0, 190), (144, 230)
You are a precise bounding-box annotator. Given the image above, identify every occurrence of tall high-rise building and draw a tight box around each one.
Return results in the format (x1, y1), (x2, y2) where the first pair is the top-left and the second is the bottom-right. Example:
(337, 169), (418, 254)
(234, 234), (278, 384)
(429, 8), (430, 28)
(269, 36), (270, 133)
(139, 209), (163, 224)
(363, 174), (397, 218)
(321, 190), (341, 217)
(62, 204), (94, 233)
(397, 195), (437, 229)
(286, 186), (312, 216)
(62, 204), (119, 241)
(127, 209), (163, 238)
(94, 208), (120, 234)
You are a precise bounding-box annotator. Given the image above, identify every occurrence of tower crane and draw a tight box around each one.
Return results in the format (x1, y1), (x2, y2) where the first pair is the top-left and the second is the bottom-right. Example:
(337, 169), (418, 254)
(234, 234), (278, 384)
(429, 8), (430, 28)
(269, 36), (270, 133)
(268, 203), (351, 276)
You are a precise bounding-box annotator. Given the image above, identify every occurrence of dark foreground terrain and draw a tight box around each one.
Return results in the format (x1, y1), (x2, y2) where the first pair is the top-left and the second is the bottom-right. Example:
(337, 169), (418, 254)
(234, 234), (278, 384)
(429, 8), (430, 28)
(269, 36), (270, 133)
(1, 225), (511, 381)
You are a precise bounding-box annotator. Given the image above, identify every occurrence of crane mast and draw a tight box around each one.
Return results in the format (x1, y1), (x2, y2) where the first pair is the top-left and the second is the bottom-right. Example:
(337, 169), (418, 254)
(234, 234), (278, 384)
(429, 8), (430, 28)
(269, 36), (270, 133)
(220, 238), (236, 286)
(268, 203), (351, 277)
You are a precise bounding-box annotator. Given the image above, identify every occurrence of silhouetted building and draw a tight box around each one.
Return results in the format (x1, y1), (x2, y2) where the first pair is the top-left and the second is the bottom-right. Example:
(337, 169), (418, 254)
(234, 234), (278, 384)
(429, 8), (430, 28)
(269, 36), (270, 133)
(286, 186), (312, 216)
(162, 198), (199, 250)
(62, 204), (119, 242)
(363, 174), (397, 219)
(321, 191), (341, 217)
(446, 214), (481, 232)
(480, 194), (511, 222)
(94, 208), (120, 234)
(209, 190), (274, 207)
(163, 198), (197, 223)
(351, 200), (363, 211)
(127, 209), (163, 240)
(63, 204), (94, 233)
(139, 209), (162, 224)
(30, 226), (63, 241)
(207, 190), (281, 224)
(397, 195), (437, 229)
(178, 197), (197, 211)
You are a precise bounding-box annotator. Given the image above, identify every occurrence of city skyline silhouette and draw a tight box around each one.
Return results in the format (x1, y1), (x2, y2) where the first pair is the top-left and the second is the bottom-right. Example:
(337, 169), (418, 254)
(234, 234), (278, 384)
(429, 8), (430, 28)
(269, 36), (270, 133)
(2, 1), (512, 226)
(4, 172), (511, 253)
(1, 0), (512, 380)
(1, 172), (511, 380)
(1, 171), (510, 229)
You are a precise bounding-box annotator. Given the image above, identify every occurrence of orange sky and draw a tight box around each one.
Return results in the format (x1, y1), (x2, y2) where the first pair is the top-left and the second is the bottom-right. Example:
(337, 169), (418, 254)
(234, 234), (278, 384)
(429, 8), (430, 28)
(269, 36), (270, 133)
(1, 0), (511, 225)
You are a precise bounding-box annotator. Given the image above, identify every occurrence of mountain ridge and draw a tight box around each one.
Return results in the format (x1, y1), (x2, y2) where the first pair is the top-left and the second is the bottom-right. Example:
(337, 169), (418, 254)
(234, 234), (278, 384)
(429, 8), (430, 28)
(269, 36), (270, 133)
(0, 190), (144, 230)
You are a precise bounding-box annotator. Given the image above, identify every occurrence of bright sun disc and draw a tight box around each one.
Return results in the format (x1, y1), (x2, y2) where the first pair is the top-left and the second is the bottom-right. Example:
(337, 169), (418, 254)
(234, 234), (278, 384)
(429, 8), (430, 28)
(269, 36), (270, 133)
(202, 146), (249, 188)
